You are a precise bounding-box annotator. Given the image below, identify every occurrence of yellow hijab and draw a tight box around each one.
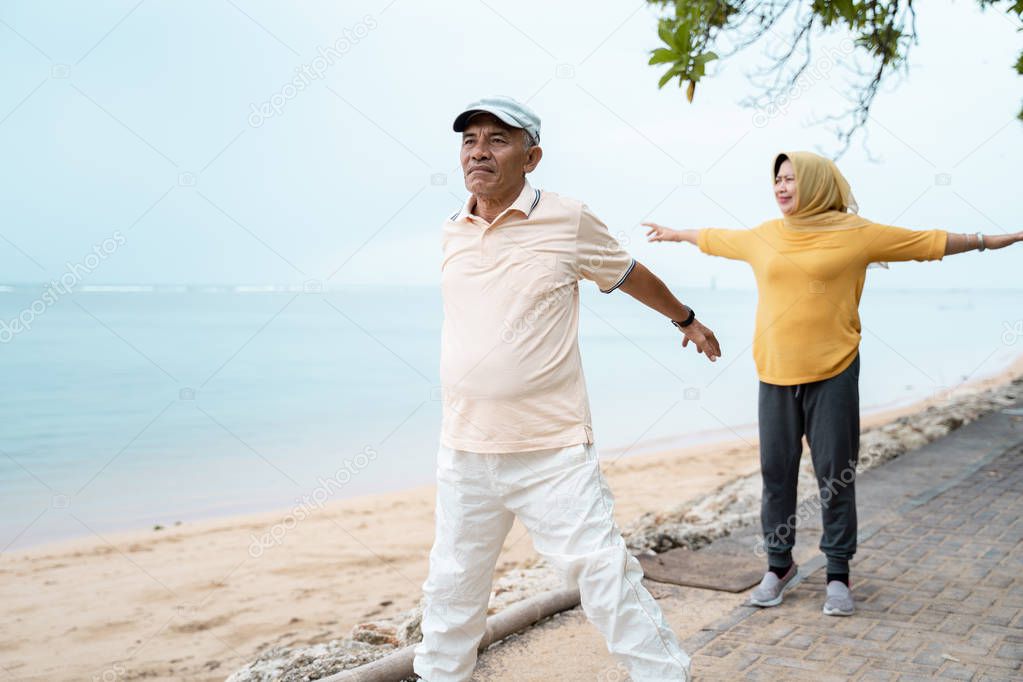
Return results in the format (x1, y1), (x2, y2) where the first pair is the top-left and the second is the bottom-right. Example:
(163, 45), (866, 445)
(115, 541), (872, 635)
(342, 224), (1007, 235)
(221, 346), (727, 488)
(774, 151), (870, 231)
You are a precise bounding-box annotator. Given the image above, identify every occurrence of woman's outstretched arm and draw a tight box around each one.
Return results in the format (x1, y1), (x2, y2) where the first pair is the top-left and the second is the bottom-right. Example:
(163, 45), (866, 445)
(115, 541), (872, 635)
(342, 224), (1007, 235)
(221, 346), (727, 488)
(644, 222), (757, 263)
(945, 231), (1023, 255)
(643, 222), (699, 244)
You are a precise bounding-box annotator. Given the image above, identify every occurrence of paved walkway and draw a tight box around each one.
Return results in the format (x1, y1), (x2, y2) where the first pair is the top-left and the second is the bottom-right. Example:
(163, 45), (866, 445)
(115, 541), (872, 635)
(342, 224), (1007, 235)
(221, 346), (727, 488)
(687, 440), (1023, 680)
(468, 394), (1023, 680)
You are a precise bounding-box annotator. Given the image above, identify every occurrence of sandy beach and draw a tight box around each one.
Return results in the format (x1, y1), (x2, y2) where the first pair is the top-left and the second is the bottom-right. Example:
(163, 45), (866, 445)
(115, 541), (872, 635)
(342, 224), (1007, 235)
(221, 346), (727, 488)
(2, 355), (1021, 681)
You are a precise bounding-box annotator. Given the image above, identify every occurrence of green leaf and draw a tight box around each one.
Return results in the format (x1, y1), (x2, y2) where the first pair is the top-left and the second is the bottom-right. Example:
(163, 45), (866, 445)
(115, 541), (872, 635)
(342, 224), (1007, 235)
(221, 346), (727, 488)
(690, 50), (719, 80)
(657, 20), (676, 49)
(648, 48), (678, 65)
(834, 0), (856, 23)
(673, 24), (691, 52)
(657, 64), (685, 89)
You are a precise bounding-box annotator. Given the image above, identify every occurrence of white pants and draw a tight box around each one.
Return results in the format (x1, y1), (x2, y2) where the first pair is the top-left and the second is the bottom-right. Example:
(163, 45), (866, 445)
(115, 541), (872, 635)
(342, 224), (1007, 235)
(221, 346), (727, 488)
(413, 442), (691, 681)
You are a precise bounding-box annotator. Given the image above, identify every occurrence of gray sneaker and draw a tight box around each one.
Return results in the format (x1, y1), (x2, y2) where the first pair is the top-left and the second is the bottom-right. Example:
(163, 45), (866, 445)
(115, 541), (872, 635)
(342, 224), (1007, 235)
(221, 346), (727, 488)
(823, 580), (855, 616)
(749, 564), (798, 607)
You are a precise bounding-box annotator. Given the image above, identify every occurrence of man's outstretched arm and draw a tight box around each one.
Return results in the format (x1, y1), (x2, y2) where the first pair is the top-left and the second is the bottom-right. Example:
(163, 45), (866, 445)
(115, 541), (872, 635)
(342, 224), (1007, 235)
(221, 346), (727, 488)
(617, 261), (722, 362)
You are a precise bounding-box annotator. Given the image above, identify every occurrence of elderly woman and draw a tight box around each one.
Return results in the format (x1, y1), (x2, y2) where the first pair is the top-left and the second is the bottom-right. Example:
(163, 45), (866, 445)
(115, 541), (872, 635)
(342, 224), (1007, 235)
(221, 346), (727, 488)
(645, 151), (1022, 616)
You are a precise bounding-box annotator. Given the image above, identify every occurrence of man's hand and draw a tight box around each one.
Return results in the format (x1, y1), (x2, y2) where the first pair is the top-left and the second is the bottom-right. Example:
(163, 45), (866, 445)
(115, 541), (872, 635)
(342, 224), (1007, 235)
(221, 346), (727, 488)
(617, 261), (723, 363)
(679, 319), (721, 362)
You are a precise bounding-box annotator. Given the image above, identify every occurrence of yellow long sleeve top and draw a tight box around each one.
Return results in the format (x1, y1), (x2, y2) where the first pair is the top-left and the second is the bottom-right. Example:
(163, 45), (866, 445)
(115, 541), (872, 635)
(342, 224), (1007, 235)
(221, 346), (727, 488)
(698, 220), (947, 386)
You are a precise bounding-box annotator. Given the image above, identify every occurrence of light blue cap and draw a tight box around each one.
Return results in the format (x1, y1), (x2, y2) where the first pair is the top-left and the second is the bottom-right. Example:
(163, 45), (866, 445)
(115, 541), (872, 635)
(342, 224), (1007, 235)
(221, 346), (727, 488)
(452, 96), (541, 144)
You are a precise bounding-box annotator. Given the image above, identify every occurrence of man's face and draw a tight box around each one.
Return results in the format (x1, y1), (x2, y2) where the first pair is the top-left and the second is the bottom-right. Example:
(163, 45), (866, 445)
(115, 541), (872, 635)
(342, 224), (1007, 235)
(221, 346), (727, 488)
(460, 113), (538, 197)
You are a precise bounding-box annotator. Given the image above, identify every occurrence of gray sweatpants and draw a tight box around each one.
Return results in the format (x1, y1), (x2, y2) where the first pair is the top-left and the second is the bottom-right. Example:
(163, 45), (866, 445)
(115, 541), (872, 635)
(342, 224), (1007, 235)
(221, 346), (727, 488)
(758, 354), (860, 575)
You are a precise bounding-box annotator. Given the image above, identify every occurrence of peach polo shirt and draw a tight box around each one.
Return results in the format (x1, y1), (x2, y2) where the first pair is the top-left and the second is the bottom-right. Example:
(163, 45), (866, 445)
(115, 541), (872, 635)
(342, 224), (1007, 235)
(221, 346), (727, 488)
(439, 181), (635, 453)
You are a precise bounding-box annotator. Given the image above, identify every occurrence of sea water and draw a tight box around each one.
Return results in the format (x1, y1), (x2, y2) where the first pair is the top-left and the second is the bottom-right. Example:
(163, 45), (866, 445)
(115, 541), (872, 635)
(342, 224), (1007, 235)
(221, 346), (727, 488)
(1, 285), (1019, 549)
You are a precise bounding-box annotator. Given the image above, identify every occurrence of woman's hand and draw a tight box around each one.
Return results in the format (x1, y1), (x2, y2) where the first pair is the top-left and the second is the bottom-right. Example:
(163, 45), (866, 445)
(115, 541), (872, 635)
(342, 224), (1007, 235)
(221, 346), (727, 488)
(644, 223), (700, 245)
(988, 231), (1023, 250)
(644, 222), (681, 242)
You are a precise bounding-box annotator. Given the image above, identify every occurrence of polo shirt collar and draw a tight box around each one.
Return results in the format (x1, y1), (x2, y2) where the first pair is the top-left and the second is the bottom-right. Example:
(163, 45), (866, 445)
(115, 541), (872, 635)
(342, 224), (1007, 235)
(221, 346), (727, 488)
(451, 181), (542, 224)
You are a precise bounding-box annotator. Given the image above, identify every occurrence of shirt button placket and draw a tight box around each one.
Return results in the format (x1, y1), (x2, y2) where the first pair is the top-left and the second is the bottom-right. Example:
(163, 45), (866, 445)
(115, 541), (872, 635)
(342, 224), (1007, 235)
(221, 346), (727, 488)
(480, 228), (497, 266)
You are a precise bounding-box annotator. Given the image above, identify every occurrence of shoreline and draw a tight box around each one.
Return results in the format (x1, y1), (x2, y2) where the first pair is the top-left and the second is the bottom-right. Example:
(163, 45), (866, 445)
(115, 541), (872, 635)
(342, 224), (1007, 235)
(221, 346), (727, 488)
(8, 352), (1022, 557)
(1, 354), (1020, 681)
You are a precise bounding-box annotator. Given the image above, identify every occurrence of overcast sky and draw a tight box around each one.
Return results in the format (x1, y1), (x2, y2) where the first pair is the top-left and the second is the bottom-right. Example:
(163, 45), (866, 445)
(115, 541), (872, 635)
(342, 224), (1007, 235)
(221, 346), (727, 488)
(1, 0), (1020, 290)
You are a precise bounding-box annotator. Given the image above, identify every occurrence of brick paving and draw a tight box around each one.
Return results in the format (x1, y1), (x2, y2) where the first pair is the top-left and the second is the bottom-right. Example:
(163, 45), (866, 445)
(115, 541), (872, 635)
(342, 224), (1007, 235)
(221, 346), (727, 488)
(686, 444), (1023, 681)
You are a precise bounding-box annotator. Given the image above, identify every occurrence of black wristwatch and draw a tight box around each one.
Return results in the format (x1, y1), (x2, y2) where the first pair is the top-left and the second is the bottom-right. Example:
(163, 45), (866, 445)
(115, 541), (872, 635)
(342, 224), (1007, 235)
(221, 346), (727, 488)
(671, 307), (696, 331)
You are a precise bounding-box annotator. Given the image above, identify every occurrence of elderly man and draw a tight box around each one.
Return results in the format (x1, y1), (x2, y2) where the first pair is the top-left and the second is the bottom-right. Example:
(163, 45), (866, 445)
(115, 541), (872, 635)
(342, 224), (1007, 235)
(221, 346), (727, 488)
(412, 96), (720, 682)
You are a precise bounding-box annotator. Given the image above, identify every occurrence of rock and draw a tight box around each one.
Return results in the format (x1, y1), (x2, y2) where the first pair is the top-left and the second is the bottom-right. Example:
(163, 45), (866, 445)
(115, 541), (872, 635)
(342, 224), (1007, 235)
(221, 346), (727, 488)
(487, 562), (565, 614)
(225, 639), (393, 682)
(350, 622), (399, 647)
(396, 601), (423, 646)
